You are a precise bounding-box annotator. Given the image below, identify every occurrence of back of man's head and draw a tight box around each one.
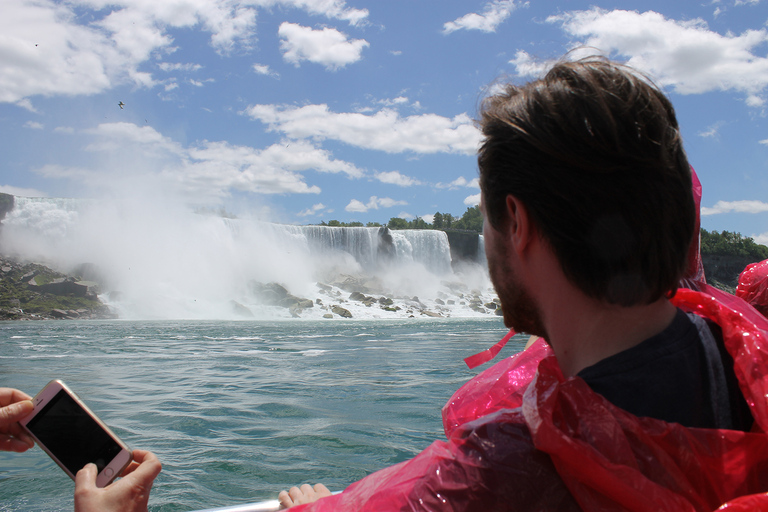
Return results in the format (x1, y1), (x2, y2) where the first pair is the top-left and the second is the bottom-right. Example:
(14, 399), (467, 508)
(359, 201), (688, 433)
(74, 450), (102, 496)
(478, 56), (695, 306)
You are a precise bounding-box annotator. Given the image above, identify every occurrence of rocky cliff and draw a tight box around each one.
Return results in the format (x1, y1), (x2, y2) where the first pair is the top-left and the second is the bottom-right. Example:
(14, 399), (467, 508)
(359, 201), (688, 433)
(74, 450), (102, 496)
(0, 256), (115, 320)
(702, 254), (757, 292)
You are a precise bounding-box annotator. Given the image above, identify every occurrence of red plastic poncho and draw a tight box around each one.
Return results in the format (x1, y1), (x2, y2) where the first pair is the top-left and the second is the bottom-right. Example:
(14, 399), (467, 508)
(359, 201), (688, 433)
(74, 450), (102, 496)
(736, 258), (768, 318)
(295, 286), (768, 511)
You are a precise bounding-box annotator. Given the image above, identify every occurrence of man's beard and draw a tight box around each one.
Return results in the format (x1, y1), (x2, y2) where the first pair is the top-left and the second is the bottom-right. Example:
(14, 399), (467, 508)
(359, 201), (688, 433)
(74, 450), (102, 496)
(489, 255), (548, 339)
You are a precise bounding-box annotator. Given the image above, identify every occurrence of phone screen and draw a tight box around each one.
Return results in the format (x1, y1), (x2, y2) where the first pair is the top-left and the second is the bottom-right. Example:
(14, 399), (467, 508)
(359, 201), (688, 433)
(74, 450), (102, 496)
(24, 389), (123, 475)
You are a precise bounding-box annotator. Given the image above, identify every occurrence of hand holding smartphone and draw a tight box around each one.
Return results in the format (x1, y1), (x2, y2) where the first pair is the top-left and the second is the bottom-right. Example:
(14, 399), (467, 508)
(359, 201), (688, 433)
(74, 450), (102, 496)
(20, 380), (133, 487)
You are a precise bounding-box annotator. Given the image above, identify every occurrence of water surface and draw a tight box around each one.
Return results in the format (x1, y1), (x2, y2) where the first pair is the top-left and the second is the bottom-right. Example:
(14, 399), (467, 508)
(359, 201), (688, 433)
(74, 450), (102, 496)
(0, 317), (526, 511)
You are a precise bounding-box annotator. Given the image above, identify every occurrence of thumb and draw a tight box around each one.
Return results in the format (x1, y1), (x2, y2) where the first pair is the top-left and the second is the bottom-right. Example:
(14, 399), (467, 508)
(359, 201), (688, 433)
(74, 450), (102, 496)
(0, 400), (33, 425)
(75, 463), (98, 492)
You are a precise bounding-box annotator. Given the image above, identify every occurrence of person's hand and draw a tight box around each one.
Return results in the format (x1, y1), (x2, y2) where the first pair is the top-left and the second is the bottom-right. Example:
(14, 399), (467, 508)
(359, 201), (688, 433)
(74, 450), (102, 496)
(0, 387), (35, 452)
(278, 483), (331, 508)
(74, 449), (162, 512)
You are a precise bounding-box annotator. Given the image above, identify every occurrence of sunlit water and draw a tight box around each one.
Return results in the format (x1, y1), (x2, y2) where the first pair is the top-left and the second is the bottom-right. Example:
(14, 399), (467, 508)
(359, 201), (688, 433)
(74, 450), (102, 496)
(0, 318), (526, 511)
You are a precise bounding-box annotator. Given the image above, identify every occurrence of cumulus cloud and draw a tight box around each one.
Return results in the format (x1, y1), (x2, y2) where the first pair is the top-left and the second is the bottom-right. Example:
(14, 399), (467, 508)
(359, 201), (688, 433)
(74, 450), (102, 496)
(45, 122), (370, 201)
(443, 0), (523, 34)
(278, 22), (369, 70)
(507, 50), (557, 78)
(24, 121), (44, 130)
(436, 176), (480, 189)
(701, 199), (768, 215)
(375, 171), (421, 186)
(541, 9), (768, 106)
(158, 63), (203, 72)
(274, 0), (369, 26)
(246, 103), (481, 154)
(297, 202), (329, 217)
(755, 232), (768, 246)
(253, 63), (280, 78)
(464, 193), (481, 206)
(345, 196), (407, 213)
(0, 0), (368, 104)
(698, 122), (724, 138)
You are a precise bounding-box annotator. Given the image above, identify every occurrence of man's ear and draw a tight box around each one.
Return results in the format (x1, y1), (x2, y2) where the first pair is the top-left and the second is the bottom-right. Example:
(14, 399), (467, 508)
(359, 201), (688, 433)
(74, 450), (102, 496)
(505, 195), (533, 254)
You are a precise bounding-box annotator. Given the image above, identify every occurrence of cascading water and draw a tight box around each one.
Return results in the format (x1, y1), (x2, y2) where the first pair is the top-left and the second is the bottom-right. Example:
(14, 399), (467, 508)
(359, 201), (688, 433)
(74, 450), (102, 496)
(0, 196), (496, 320)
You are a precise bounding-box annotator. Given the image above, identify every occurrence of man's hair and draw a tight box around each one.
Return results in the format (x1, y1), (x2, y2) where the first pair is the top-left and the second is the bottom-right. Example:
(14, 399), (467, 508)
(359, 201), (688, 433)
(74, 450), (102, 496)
(478, 56), (695, 306)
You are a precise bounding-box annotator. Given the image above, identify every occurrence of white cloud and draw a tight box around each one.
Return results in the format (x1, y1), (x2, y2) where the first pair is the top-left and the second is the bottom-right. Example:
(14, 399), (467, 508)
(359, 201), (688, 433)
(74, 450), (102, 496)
(760, 138), (768, 145)
(464, 193), (481, 206)
(24, 121), (44, 130)
(375, 171), (421, 187)
(544, 9), (768, 106)
(253, 63), (280, 78)
(272, 0), (369, 26)
(246, 103), (481, 154)
(436, 176), (480, 189)
(1, 0), (123, 103)
(158, 63), (203, 72)
(508, 50), (557, 78)
(297, 202), (328, 217)
(378, 96), (409, 107)
(443, 0), (523, 34)
(278, 22), (369, 70)
(44, 122), (371, 201)
(698, 122), (724, 138)
(421, 213), (435, 223)
(0, 0), (368, 104)
(84, 122), (184, 156)
(345, 199), (368, 212)
(755, 232), (768, 246)
(345, 196), (407, 213)
(701, 199), (768, 215)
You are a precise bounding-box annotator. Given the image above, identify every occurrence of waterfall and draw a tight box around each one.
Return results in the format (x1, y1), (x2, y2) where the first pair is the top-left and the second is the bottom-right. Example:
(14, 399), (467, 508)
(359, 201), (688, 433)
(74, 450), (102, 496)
(0, 197), (493, 319)
(390, 230), (452, 275)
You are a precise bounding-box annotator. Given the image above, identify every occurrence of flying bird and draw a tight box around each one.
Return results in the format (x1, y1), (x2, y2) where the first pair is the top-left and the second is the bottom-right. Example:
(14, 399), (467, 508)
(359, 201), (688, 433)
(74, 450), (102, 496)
(118, 101), (125, 109)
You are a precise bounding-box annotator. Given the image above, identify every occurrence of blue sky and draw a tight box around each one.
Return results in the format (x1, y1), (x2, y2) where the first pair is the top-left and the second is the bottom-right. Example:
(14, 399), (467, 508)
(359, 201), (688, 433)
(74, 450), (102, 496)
(2, 0), (768, 242)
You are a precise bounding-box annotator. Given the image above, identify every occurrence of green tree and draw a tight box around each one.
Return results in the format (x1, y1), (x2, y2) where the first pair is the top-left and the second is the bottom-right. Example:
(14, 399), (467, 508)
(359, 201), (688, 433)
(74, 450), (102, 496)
(410, 217), (431, 230)
(387, 217), (409, 230)
(433, 212), (444, 229)
(452, 206), (483, 232)
(700, 229), (768, 259)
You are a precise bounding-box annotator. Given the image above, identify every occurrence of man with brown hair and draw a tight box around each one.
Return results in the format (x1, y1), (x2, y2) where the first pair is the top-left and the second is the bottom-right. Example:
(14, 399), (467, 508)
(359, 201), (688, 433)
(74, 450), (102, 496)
(477, 56), (751, 431)
(280, 57), (768, 510)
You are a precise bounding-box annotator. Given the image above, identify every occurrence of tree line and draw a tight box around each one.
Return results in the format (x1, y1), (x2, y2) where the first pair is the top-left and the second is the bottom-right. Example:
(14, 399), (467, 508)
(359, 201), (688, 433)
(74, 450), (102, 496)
(316, 206), (484, 233)
(700, 229), (768, 260)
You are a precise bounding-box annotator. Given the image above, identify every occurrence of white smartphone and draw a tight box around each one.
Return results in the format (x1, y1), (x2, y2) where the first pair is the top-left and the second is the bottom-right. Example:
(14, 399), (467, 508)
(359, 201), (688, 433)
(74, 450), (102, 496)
(20, 379), (133, 487)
